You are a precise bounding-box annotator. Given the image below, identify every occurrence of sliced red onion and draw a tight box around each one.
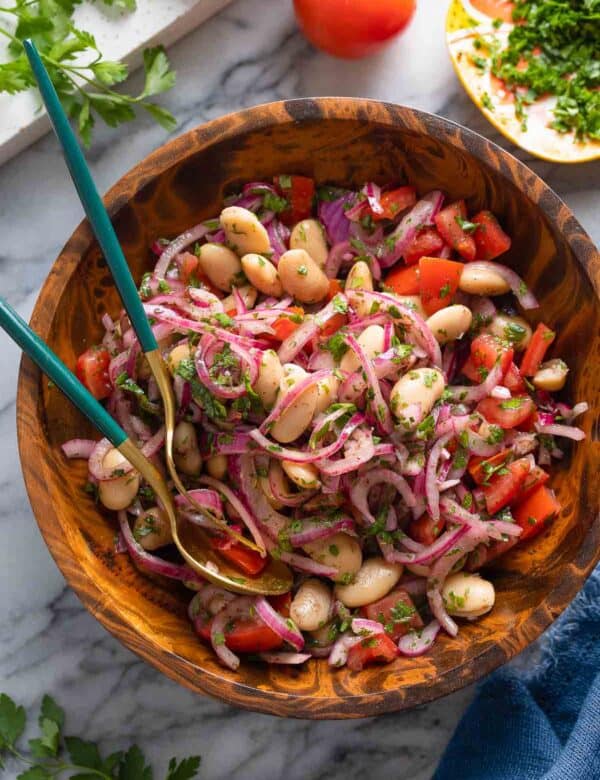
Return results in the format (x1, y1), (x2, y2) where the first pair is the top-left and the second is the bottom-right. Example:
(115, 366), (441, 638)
(435, 413), (471, 438)
(329, 634), (363, 668)
(195, 334), (259, 400)
(175, 488), (224, 517)
(155, 222), (210, 279)
(308, 349), (335, 371)
(463, 428), (503, 457)
(318, 192), (356, 245)
(108, 350), (130, 385)
(470, 295), (497, 322)
(255, 596), (304, 651)
(558, 402), (588, 422)
(317, 427), (375, 477)
(398, 620), (441, 657)
(288, 514), (355, 546)
(62, 438), (97, 459)
(378, 191), (444, 268)
(277, 315), (318, 363)
(350, 467), (415, 526)
(210, 596), (256, 670)
(88, 438), (125, 481)
(344, 333), (393, 434)
(199, 471), (268, 552)
(397, 576), (428, 597)
(278, 549), (338, 578)
(258, 652), (311, 664)
(351, 618), (385, 636)
(325, 241), (353, 278)
(266, 219), (290, 262)
(446, 361), (505, 403)
(491, 385), (511, 400)
(143, 304), (265, 349)
(118, 511), (204, 586)
(487, 520), (523, 539)
(425, 433), (452, 522)
(467, 262), (539, 310)
(535, 423), (585, 441)
(268, 461), (316, 507)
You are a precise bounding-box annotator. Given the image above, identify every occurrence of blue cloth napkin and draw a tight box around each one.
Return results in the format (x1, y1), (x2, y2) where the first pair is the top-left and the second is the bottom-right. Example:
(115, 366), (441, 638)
(434, 564), (600, 780)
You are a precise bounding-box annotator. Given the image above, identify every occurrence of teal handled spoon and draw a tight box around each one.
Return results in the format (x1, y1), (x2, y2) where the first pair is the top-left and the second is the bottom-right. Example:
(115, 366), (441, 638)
(23, 40), (260, 553)
(0, 297), (291, 595)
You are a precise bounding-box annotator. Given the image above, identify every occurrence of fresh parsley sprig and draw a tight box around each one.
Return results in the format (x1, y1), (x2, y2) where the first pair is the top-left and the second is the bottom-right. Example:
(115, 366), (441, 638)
(0, 0), (177, 146)
(0, 692), (201, 780)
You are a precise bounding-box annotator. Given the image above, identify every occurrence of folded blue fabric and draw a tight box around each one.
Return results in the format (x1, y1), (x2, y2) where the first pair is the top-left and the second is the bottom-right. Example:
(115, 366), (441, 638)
(434, 564), (600, 780)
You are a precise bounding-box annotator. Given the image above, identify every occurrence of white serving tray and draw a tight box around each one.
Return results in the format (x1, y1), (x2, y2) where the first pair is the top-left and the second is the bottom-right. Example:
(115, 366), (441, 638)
(0, 0), (232, 166)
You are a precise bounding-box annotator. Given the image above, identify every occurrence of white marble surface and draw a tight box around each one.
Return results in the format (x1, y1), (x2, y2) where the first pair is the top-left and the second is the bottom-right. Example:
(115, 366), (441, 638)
(0, 1), (598, 778)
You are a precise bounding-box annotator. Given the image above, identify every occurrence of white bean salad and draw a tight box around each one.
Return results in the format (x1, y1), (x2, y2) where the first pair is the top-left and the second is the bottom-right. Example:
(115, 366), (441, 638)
(65, 177), (587, 672)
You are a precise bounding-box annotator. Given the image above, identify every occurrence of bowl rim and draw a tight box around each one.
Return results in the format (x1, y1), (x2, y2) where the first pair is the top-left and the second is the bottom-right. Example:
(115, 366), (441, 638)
(17, 97), (600, 719)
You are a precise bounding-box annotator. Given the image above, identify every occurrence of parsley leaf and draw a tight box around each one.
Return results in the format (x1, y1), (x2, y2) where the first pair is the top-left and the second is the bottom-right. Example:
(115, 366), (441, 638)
(166, 756), (202, 780)
(0, 693), (26, 749)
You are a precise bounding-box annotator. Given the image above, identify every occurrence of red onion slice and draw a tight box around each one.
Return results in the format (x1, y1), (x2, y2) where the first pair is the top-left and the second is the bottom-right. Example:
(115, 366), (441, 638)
(259, 369), (329, 435)
(446, 361), (505, 403)
(258, 652), (311, 664)
(288, 514), (355, 546)
(255, 596), (304, 651)
(344, 333), (393, 434)
(118, 511), (204, 586)
(535, 423), (586, 441)
(155, 222), (211, 279)
(425, 433), (452, 521)
(378, 191), (444, 268)
(62, 439), (97, 460)
(350, 467), (416, 526)
(329, 634), (364, 668)
(466, 262), (539, 310)
(210, 596), (256, 670)
(397, 620), (441, 657)
(351, 618), (385, 636)
(199, 472), (267, 553)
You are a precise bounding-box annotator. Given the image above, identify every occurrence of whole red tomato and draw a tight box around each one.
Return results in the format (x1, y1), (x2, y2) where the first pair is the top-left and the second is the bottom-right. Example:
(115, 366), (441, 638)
(293, 0), (417, 59)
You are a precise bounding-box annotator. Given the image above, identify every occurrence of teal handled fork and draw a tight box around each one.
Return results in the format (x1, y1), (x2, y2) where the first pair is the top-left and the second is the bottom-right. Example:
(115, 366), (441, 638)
(23, 39), (260, 553)
(0, 297), (292, 594)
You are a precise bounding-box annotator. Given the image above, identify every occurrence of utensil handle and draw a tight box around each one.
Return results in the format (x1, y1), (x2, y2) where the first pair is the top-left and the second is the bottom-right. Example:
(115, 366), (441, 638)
(0, 298), (126, 446)
(23, 40), (158, 355)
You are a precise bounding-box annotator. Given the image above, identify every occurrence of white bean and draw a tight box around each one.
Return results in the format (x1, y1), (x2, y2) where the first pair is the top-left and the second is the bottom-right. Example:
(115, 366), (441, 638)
(282, 460), (320, 490)
(335, 557), (403, 607)
(426, 304), (473, 344)
(206, 454), (227, 480)
(220, 206), (271, 255)
(167, 342), (194, 376)
(278, 249), (330, 304)
(485, 313), (532, 350)
(240, 253), (283, 297)
(173, 421), (202, 476)
(280, 363), (307, 394)
(254, 349), (284, 409)
(390, 368), (445, 430)
(533, 359), (569, 392)
(459, 265), (510, 296)
(270, 382), (318, 443)
(98, 449), (140, 511)
(345, 260), (373, 292)
(304, 532), (363, 583)
(290, 579), (333, 631)
(314, 372), (340, 415)
(308, 621), (336, 647)
(196, 243), (243, 292)
(133, 506), (172, 551)
(221, 284), (257, 313)
(339, 324), (385, 373)
(442, 572), (495, 618)
(290, 219), (328, 268)
(259, 467), (286, 510)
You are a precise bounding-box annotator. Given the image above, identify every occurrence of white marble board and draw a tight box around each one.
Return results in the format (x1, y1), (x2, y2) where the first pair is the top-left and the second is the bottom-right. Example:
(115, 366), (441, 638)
(0, 0), (233, 166)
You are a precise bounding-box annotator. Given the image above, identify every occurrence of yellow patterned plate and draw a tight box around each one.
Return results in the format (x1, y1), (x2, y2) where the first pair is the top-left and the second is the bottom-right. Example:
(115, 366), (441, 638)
(446, 0), (600, 163)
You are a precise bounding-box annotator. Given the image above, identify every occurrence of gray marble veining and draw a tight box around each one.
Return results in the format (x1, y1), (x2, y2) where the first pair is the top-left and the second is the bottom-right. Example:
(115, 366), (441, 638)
(0, 1), (598, 778)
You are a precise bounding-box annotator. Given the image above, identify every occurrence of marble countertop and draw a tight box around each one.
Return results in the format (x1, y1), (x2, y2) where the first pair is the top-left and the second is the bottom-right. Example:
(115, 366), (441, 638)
(0, 1), (598, 778)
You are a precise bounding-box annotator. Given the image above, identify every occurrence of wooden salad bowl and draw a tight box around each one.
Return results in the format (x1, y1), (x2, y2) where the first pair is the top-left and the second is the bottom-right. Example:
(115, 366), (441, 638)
(17, 99), (600, 719)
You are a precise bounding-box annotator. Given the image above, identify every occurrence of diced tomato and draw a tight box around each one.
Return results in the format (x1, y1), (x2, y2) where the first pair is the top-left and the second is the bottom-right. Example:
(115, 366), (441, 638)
(468, 449), (511, 486)
(407, 514), (446, 545)
(470, 0), (515, 23)
(403, 227), (445, 266)
(209, 537), (268, 576)
(76, 347), (112, 400)
(269, 592), (292, 617)
(347, 633), (398, 671)
(462, 334), (513, 384)
(472, 211), (512, 261)
(196, 617), (284, 653)
(418, 256), (464, 315)
(178, 251), (199, 283)
(434, 200), (477, 261)
(513, 485), (561, 542)
(516, 408), (538, 432)
(477, 395), (536, 429)
(519, 323), (556, 376)
(360, 589), (424, 641)
(384, 264), (420, 296)
(466, 537), (518, 571)
(271, 306), (304, 342)
(502, 362), (526, 393)
(274, 175), (315, 226)
(482, 457), (531, 515)
(519, 466), (549, 501)
(370, 186), (417, 221)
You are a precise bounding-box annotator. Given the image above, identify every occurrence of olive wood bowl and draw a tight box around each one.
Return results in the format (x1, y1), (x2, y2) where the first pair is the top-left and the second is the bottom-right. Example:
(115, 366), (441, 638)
(17, 99), (600, 719)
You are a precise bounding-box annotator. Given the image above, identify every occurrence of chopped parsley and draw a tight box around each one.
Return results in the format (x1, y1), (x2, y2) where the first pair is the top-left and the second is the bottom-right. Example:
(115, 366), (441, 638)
(439, 283), (451, 299)
(324, 331), (349, 362)
(262, 192), (289, 213)
(175, 357), (227, 421)
(115, 372), (159, 415)
(481, 91), (495, 111)
(500, 397), (526, 410)
(332, 294), (348, 314)
(455, 215), (480, 234)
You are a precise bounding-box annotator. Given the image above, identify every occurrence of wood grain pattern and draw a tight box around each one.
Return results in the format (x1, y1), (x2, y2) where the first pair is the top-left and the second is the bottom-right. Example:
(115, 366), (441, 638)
(16, 99), (600, 719)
